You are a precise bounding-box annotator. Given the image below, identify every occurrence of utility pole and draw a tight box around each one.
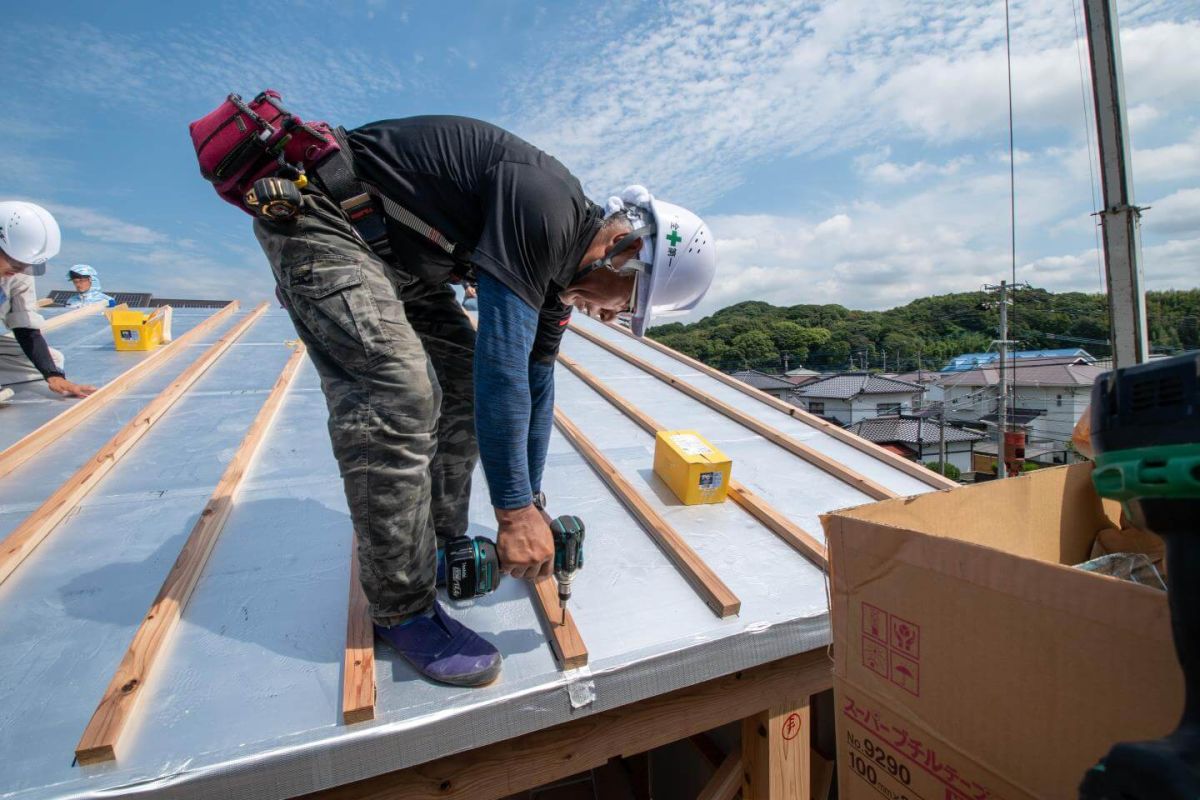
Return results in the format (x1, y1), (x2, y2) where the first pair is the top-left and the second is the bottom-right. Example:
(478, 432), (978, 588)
(938, 401), (947, 475)
(997, 281), (1009, 478)
(984, 281), (1020, 478)
(1084, 0), (1149, 369)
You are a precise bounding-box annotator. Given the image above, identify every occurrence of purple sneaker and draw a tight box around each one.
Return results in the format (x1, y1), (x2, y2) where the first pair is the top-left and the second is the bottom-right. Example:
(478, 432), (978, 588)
(374, 600), (501, 687)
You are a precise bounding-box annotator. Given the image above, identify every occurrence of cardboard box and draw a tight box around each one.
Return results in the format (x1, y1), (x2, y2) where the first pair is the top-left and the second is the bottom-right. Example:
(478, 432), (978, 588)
(653, 430), (731, 505)
(822, 464), (1183, 800)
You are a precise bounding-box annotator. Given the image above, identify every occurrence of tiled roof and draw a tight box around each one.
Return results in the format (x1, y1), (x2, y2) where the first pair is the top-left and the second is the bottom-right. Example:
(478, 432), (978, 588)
(730, 369), (796, 391)
(849, 416), (986, 446)
(940, 362), (1104, 388)
(794, 373), (924, 399)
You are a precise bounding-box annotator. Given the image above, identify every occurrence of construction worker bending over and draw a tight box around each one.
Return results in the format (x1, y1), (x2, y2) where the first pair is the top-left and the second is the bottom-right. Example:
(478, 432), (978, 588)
(65, 264), (116, 308)
(190, 97), (716, 687)
(0, 202), (96, 404)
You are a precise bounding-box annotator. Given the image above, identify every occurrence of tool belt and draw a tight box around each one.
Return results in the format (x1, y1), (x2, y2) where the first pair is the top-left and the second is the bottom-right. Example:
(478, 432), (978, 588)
(190, 90), (474, 283)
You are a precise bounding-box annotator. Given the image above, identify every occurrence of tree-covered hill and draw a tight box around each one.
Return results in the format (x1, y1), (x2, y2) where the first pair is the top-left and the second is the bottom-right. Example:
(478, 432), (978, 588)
(647, 288), (1200, 373)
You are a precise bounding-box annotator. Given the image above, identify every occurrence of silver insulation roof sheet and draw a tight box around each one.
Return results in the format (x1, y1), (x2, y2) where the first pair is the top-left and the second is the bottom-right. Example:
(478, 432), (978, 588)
(0, 309), (934, 800)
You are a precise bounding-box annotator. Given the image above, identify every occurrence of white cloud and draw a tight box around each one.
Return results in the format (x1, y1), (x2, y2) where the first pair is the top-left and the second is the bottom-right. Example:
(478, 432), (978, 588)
(49, 204), (169, 246)
(1146, 187), (1200, 235)
(506, 2), (1200, 208)
(854, 150), (974, 184)
(1135, 130), (1200, 184)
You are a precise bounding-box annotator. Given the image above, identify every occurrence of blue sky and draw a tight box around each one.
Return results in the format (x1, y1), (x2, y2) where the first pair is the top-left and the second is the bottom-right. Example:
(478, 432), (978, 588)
(3, 0), (1198, 316)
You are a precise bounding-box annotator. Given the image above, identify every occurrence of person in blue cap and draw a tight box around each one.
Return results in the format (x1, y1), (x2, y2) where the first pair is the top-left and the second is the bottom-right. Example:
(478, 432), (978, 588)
(65, 265), (115, 308)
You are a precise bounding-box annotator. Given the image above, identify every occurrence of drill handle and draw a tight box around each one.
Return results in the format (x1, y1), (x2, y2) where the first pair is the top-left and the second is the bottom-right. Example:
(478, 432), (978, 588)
(550, 515), (585, 573)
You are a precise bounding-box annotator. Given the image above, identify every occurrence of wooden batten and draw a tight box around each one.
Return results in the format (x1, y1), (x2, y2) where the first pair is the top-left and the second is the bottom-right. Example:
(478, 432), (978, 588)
(0, 302), (240, 481)
(0, 303), (268, 588)
(568, 324), (897, 502)
(459, 308), (590, 669)
(602, 321), (959, 491)
(531, 575), (588, 669)
(40, 300), (106, 332)
(342, 536), (377, 725)
(75, 342), (306, 764)
(553, 408), (740, 618)
(557, 354), (827, 571)
(697, 751), (744, 800)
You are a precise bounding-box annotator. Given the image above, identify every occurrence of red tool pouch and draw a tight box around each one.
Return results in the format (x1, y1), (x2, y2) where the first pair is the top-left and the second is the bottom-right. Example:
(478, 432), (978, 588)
(189, 90), (339, 214)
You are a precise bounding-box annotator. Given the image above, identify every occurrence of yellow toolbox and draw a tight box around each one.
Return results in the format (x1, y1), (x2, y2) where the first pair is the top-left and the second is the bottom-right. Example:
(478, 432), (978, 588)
(653, 430), (732, 505)
(107, 306), (168, 351)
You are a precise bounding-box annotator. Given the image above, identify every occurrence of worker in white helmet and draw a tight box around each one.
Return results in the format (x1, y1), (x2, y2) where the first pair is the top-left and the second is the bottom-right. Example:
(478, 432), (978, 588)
(0, 201), (97, 403)
(563, 184), (716, 336)
(191, 104), (716, 687)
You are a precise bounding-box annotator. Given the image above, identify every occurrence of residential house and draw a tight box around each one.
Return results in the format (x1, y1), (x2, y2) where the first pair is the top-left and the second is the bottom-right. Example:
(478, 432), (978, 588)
(939, 356), (1104, 461)
(848, 415), (984, 473)
(792, 373), (924, 426)
(783, 366), (822, 387)
(729, 369), (802, 400)
(890, 369), (946, 404)
(942, 348), (1094, 372)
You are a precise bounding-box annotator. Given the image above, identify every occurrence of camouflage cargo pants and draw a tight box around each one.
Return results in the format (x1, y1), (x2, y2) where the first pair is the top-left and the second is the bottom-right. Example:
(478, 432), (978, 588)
(254, 192), (477, 624)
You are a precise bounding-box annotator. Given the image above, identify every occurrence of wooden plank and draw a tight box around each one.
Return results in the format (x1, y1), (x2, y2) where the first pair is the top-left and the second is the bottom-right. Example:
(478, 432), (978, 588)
(0, 302), (268, 587)
(40, 300), (106, 332)
(343, 535), (376, 725)
(726, 485), (827, 572)
(0, 302), (239, 481)
(460, 310), (589, 670)
(299, 649), (832, 800)
(553, 408), (740, 617)
(567, 324), (896, 501)
(697, 751), (744, 800)
(602, 321), (959, 491)
(742, 695), (811, 800)
(557, 354), (827, 571)
(531, 574), (588, 669)
(74, 342), (307, 764)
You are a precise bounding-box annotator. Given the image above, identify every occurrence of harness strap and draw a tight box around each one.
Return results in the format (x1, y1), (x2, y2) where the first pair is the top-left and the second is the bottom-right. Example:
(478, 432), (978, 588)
(316, 127), (468, 267)
(576, 222), (655, 281)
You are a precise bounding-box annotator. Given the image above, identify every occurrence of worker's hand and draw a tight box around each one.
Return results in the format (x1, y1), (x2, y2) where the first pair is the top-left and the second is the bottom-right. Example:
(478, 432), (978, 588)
(46, 376), (97, 398)
(495, 504), (555, 580)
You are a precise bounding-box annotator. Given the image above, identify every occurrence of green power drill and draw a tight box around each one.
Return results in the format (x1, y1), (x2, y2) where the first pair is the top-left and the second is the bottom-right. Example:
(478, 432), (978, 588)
(438, 514), (585, 624)
(1079, 352), (1200, 799)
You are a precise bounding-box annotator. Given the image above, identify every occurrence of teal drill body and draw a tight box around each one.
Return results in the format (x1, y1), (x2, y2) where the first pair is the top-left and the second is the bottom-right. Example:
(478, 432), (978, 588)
(549, 515), (586, 624)
(438, 515), (585, 623)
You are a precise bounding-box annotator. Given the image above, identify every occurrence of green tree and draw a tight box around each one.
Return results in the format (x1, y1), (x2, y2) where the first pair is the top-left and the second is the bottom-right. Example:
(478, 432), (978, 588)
(730, 331), (776, 365)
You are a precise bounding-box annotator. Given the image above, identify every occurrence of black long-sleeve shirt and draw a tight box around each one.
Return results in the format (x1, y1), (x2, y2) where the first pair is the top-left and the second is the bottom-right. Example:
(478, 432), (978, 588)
(13, 327), (63, 379)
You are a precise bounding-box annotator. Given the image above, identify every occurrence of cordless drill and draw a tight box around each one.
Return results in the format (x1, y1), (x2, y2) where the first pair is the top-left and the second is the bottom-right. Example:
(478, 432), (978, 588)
(550, 515), (585, 625)
(1079, 352), (1200, 799)
(438, 515), (586, 626)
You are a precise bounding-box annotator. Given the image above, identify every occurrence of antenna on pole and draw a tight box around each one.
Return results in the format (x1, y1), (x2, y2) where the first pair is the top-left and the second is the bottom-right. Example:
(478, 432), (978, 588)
(1084, 0), (1149, 369)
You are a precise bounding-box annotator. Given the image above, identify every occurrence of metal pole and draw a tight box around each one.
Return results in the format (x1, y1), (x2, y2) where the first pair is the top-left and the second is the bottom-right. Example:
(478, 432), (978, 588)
(998, 280), (1009, 479)
(939, 403), (947, 476)
(1084, 0), (1149, 369)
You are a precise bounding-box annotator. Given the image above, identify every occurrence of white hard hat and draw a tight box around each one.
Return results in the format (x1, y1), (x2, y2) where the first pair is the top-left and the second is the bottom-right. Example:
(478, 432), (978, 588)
(0, 201), (61, 276)
(590, 186), (716, 336)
